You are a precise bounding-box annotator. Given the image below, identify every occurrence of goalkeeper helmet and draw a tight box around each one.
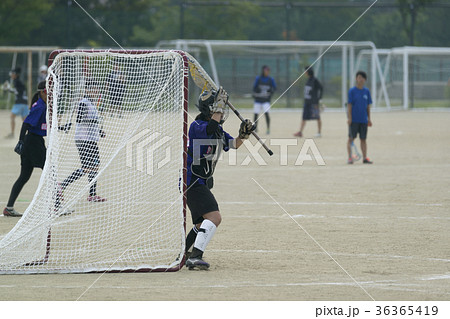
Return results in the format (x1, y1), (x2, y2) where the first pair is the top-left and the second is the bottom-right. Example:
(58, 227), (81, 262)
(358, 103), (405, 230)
(197, 90), (229, 124)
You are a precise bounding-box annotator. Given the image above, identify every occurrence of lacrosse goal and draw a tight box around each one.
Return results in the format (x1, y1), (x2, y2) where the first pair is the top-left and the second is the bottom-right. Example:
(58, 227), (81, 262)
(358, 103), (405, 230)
(0, 50), (188, 274)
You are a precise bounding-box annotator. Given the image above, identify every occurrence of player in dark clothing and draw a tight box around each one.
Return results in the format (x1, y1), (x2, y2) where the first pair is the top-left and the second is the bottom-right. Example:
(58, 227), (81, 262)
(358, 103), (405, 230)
(184, 87), (255, 270)
(5, 67), (28, 139)
(105, 64), (126, 117)
(3, 81), (47, 217)
(294, 67), (323, 138)
(252, 65), (276, 135)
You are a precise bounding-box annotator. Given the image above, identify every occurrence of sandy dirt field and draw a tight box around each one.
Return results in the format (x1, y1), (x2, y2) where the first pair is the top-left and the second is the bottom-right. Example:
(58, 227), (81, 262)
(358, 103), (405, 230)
(0, 108), (449, 301)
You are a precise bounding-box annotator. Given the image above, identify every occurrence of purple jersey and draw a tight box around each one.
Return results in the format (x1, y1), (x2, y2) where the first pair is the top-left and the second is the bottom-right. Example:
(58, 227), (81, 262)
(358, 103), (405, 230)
(186, 120), (233, 186)
(24, 97), (47, 136)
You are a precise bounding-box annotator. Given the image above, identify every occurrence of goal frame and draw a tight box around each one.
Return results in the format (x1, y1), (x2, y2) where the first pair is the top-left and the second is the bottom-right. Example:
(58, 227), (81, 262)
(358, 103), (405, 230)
(16, 49), (189, 274)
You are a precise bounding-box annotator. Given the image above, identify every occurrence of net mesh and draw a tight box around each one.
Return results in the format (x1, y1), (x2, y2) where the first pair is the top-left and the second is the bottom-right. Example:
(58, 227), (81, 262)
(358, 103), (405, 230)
(0, 50), (187, 274)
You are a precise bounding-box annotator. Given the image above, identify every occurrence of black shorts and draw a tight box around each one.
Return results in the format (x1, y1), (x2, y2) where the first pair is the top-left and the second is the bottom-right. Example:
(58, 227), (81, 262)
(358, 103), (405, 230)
(76, 140), (100, 170)
(303, 102), (320, 120)
(349, 123), (368, 140)
(21, 133), (46, 169)
(186, 183), (219, 224)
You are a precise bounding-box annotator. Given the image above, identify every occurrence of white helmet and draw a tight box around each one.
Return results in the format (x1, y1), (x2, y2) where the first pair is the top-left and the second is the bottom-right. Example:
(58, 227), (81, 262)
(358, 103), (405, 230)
(39, 65), (48, 73)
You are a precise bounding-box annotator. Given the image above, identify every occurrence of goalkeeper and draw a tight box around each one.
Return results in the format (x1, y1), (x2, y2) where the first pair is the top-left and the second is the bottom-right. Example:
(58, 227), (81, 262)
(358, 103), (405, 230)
(185, 87), (255, 270)
(3, 81), (47, 217)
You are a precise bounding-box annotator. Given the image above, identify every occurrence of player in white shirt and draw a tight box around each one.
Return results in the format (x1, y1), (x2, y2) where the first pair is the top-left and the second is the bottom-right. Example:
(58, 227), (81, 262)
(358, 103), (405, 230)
(59, 80), (106, 203)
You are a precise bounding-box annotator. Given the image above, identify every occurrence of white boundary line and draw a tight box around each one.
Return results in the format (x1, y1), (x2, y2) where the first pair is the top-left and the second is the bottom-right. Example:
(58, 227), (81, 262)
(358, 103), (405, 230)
(1, 200), (444, 207)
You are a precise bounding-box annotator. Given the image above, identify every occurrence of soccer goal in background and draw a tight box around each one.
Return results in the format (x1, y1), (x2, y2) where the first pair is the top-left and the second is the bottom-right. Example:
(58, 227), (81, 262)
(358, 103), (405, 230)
(157, 40), (450, 110)
(156, 40), (391, 109)
(355, 46), (450, 109)
(0, 50), (188, 274)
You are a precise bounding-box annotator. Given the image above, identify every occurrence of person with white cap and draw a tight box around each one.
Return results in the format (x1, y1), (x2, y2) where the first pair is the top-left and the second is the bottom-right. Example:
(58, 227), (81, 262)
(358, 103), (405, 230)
(37, 65), (48, 83)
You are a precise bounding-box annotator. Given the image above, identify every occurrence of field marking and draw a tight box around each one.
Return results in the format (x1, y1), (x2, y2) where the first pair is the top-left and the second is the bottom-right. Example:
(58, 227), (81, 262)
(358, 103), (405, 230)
(227, 214), (450, 221)
(209, 249), (450, 264)
(220, 201), (444, 207)
(2, 200), (442, 207)
(421, 274), (450, 281)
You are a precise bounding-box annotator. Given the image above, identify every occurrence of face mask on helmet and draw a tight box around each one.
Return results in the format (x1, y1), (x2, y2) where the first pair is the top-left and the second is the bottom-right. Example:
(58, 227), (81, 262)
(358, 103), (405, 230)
(197, 90), (229, 124)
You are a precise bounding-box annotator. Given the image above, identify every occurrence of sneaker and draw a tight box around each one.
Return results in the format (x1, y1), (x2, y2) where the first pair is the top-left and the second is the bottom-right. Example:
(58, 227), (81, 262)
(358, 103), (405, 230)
(185, 251), (191, 260)
(3, 207), (22, 217)
(186, 257), (210, 270)
(314, 133), (322, 138)
(363, 158), (373, 164)
(87, 195), (107, 202)
(347, 158), (354, 164)
(293, 131), (303, 137)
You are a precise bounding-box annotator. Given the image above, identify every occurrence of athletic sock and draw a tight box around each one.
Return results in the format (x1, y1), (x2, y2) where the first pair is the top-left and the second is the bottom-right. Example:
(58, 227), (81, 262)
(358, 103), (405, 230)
(185, 225), (199, 253)
(191, 219), (217, 259)
(265, 112), (270, 130)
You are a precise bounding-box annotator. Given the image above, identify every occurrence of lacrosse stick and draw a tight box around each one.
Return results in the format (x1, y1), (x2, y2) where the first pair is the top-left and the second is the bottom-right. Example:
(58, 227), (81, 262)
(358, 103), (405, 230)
(184, 52), (273, 156)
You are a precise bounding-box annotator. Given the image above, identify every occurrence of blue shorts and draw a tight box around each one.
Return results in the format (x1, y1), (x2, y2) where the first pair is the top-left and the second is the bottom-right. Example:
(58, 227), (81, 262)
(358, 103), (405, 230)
(11, 104), (29, 118)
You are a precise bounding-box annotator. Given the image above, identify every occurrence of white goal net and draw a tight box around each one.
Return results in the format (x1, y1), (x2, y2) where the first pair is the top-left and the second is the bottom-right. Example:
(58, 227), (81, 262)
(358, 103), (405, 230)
(0, 50), (188, 274)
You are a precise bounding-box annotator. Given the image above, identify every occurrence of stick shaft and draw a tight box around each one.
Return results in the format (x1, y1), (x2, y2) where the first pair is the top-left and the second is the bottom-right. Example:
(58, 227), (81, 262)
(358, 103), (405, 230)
(227, 101), (273, 156)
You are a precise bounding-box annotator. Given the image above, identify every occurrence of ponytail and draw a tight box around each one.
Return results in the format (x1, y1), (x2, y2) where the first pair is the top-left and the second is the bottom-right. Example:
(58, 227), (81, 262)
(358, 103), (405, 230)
(30, 80), (46, 109)
(30, 92), (40, 109)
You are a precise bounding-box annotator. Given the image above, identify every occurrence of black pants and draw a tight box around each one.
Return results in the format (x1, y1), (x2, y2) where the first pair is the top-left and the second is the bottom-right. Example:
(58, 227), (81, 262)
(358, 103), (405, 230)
(7, 133), (46, 207)
(7, 163), (35, 207)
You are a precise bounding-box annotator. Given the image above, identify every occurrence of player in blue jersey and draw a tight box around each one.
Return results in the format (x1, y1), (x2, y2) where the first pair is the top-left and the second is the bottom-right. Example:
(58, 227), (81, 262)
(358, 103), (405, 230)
(3, 81), (47, 217)
(185, 87), (255, 270)
(347, 71), (373, 164)
(252, 65), (276, 135)
(58, 80), (107, 204)
(294, 67), (323, 138)
(5, 67), (28, 139)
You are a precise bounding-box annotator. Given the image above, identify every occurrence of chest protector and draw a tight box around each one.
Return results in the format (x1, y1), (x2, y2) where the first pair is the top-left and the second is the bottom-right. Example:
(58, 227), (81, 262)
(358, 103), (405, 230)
(189, 130), (227, 188)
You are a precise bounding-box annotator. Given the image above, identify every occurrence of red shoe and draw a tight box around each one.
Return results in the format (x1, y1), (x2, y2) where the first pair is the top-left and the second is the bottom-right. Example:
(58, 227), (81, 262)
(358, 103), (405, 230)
(347, 158), (354, 164)
(3, 207), (22, 217)
(293, 131), (303, 137)
(87, 195), (107, 202)
(363, 157), (373, 164)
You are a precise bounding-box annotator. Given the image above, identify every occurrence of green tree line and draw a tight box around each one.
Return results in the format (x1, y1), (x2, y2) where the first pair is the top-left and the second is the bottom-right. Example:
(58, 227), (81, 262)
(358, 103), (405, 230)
(0, 0), (448, 48)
